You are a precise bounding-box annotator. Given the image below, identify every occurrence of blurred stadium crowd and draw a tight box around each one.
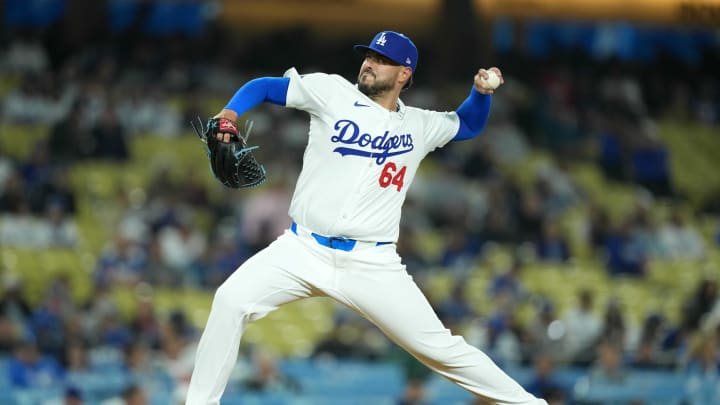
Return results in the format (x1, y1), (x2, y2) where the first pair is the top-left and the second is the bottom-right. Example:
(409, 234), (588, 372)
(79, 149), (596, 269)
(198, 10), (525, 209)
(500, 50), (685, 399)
(1, 1), (720, 404)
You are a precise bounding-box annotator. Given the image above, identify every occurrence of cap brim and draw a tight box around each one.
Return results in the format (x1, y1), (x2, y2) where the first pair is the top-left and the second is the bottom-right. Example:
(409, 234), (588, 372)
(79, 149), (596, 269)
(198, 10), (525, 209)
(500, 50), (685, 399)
(353, 44), (372, 55)
(353, 44), (400, 66)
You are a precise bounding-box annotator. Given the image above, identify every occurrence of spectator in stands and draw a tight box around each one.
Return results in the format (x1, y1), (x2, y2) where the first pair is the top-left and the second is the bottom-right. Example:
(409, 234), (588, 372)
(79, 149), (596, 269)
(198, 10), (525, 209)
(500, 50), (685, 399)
(479, 180), (521, 243)
(630, 133), (674, 198)
(0, 154), (14, 192)
(516, 188), (544, 243)
(313, 311), (391, 361)
(64, 387), (84, 405)
(39, 200), (79, 247)
(587, 341), (629, 385)
(604, 220), (647, 277)
(122, 341), (174, 402)
(239, 182), (293, 253)
(129, 298), (163, 349)
(0, 200), (47, 247)
(526, 354), (565, 402)
(143, 238), (178, 286)
(0, 170), (28, 213)
(692, 80), (719, 126)
(2, 73), (61, 124)
(395, 226), (429, 275)
(563, 289), (602, 366)
(177, 169), (210, 208)
(534, 68), (583, 156)
(32, 275), (76, 360)
(158, 312), (197, 398)
(436, 280), (474, 332)
(311, 328), (357, 360)
(630, 314), (675, 369)
(98, 310), (133, 349)
(100, 384), (148, 405)
(587, 205), (611, 252)
(536, 164), (580, 216)
(44, 386), (84, 405)
(535, 220), (571, 262)
(61, 314), (91, 353)
(94, 234), (148, 288)
(631, 337), (660, 370)
(600, 299), (628, 349)
(657, 210), (705, 260)
(489, 257), (527, 303)
(0, 313), (22, 355)
(683, 332), (720, 405)
(20, 142), (55, 211)
(198, 225), (244, 287)
(1, 33), (49, 74)
(597, 124), (628, 182)
(71, 284), (120, 347)
(460, 140), (498, 180)
(90, 106), (129, 161)
(62, 341), (93, 394)
(145, 164), (180, 205)
(48, 103), (95, 163)
(8, 338), (65, 389)
(43, 168), (77, 215)
(396, 378), (426, 405)
(241, 349), (300, 393)
(684, 331), (719, 374)
(0, 276), (32, 326)
(116, 87), (181, 137)
(122, 384), (148, 405)
(123, 341), (152, 377)
(682, 278), (718, 331)
(156, 214), (207, 287)
(526, 299), (565, 362)
(482, 98), (531, 166)
(544, 390), (568, 405)
(627, 203), (662, 258)
(439, 226), (482, 271)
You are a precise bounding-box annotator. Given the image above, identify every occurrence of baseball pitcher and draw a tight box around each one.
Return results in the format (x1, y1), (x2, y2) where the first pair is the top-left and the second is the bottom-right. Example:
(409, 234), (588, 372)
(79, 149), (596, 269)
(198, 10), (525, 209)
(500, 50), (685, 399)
(186, 31), (547, 405)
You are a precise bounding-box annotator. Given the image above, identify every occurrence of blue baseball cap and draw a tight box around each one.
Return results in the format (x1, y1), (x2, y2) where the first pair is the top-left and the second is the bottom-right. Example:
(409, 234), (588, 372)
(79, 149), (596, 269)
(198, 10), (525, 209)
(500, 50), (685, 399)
(354, 31), (418, 72)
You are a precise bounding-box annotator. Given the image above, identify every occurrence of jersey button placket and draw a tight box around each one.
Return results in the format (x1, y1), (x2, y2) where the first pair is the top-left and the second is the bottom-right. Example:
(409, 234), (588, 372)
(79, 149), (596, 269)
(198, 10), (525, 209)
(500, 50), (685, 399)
(336, 161), (365, 228)
(341, 173), (365, 223)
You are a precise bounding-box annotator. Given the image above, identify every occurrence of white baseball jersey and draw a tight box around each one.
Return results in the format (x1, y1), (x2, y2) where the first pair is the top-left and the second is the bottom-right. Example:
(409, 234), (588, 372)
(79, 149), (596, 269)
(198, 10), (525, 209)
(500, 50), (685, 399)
(283, 67), (460, 242)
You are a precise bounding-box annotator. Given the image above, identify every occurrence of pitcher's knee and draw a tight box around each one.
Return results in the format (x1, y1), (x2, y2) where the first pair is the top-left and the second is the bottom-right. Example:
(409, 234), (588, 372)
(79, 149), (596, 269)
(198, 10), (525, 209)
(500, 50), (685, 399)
(213, 281), (252, 317)
(411, 334), (482, 368)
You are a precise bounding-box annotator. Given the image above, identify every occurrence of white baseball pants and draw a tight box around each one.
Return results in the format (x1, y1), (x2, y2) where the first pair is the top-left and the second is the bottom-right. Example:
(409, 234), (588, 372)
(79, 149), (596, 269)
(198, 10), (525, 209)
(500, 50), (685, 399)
(186, 227), (546, 405)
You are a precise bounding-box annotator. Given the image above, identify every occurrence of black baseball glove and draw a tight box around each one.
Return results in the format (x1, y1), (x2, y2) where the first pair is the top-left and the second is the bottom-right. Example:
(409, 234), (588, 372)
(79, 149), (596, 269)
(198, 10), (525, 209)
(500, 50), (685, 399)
(191, 117), (266, 188)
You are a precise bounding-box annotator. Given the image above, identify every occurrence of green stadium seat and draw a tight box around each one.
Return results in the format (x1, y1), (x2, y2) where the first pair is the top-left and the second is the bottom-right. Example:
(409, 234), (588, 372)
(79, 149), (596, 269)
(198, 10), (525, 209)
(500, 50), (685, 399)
(0, 124), (49, 159)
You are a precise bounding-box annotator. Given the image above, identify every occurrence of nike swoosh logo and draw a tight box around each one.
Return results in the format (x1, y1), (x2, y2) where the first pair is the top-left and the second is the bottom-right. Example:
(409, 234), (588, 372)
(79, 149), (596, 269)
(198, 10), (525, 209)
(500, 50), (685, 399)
(353, 101), (370, 107)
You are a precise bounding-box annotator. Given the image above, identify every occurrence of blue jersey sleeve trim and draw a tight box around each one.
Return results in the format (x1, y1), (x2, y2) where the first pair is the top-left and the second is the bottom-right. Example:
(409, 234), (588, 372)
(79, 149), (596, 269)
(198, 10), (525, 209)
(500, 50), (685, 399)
(224, 77), (290, 116)
(453, 88), (491, 141)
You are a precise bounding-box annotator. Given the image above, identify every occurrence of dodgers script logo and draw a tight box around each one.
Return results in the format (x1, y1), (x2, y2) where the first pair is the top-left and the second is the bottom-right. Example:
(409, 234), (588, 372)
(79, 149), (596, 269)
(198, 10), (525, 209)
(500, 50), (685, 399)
(331, 119), (414, 165)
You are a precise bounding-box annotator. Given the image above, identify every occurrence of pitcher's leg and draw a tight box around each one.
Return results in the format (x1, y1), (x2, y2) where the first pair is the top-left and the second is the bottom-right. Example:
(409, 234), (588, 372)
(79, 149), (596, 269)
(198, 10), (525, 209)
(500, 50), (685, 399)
(186, 234), (313, 405)
(337, 269), (546, 405)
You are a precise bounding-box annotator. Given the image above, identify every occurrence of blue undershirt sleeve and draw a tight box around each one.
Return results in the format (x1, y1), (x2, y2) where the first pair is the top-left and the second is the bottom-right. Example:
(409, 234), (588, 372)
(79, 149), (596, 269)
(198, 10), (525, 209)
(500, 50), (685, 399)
(224, 77), (290, 116)
(453, 88), (492, 141)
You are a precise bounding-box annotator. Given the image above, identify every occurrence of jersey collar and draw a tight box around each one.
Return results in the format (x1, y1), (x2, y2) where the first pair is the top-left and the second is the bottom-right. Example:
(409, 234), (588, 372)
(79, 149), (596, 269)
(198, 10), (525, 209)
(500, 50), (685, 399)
(354, 85), (406, 117)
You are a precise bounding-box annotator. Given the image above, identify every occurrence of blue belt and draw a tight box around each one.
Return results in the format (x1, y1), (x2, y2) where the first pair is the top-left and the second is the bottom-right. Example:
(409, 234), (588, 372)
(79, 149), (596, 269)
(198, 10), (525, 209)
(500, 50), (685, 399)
(291, 222), (391, 251)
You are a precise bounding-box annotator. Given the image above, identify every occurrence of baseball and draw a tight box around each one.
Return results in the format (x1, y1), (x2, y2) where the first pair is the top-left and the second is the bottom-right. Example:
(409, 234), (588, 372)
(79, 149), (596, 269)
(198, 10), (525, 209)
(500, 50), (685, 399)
(482, 70), (500, 90)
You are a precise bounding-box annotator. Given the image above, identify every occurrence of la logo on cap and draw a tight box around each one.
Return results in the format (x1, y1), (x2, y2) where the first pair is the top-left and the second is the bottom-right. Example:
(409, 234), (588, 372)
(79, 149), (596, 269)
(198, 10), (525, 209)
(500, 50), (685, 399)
(375, 32), (387, 46)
